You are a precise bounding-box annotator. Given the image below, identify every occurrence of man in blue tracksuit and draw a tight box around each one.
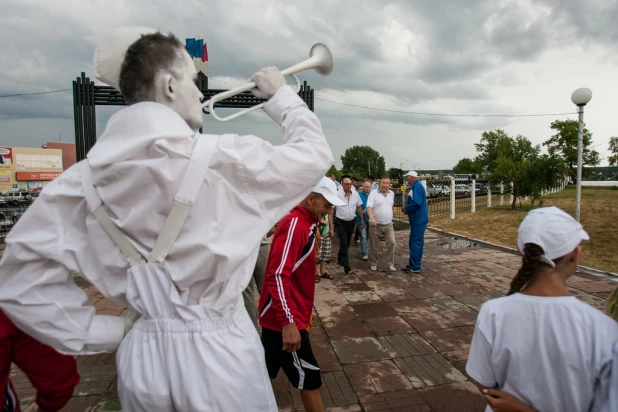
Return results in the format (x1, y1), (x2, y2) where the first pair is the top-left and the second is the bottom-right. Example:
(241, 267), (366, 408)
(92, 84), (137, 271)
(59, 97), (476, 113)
(402, 171), (428, 273)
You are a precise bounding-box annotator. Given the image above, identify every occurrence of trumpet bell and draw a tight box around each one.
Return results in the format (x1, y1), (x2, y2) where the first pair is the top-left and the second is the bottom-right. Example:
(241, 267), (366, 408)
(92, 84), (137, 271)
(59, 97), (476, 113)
(310, 43), (333, 76)
(201, 43), (334, 122)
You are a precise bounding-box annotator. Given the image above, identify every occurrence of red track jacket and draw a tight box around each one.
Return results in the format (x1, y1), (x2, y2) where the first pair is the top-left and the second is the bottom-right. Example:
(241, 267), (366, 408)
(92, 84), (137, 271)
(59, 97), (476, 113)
(259, 206), (318, 332)
(1, 310), (80, 411)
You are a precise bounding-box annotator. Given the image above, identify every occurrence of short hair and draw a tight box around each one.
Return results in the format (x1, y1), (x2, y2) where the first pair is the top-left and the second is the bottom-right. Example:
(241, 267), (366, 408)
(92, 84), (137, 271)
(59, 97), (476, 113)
(119, 32), (186, 105)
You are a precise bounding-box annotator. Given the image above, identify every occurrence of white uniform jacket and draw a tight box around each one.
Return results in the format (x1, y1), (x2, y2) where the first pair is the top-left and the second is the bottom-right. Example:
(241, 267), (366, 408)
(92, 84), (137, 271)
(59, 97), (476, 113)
(0, 85), (333, 355)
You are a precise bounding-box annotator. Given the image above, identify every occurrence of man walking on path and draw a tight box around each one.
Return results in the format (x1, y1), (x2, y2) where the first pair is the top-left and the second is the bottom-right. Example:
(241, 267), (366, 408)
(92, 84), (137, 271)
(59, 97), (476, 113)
(402, 171), (428, 273)
(366, 177), (396, 272)
(335, 177), (364, 274)
(356, 180), (371, 260)
(259, 177), (344, 412)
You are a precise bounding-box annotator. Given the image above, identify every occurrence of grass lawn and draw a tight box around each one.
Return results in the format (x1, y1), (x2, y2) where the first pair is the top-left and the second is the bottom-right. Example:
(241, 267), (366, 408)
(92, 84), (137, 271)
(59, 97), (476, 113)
(429, 186), (618, 273)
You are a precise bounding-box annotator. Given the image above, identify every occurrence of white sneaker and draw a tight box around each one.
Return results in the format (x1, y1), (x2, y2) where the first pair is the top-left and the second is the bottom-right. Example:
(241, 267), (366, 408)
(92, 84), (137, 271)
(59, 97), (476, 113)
(388, 265), (397, 272)
(362, 256), (368, 261)
(370, 265), (377, 271)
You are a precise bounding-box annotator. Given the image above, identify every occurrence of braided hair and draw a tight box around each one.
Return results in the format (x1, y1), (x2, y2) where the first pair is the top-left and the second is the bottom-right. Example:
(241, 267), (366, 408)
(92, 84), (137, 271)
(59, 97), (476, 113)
(507, 243), (546, 295)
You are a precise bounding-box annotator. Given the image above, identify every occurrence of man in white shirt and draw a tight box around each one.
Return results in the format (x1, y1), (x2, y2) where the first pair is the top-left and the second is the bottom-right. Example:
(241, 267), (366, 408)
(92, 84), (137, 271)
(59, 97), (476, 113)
(366, 178), (396, 272)
(335, 177), (364, 274)
(0, 27), (333, 411)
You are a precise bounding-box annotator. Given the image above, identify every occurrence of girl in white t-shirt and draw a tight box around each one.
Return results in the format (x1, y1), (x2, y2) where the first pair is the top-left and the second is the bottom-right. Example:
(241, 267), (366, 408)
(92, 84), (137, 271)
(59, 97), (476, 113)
(466, 207), (618, 412)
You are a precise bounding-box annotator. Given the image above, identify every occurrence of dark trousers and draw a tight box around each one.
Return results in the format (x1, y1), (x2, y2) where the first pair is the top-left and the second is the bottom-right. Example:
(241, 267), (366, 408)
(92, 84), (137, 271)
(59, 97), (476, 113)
(409, 224), (427, 271)
(336, 218), (356, 268)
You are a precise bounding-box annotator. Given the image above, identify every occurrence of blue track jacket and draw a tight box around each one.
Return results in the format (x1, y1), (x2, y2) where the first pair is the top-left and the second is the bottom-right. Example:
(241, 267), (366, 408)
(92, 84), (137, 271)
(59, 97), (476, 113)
(405, 180), (429, 225)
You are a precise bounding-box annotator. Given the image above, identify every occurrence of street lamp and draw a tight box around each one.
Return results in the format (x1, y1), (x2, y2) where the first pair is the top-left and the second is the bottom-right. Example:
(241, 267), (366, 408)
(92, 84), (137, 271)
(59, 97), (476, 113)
(571, 87), (592, 222)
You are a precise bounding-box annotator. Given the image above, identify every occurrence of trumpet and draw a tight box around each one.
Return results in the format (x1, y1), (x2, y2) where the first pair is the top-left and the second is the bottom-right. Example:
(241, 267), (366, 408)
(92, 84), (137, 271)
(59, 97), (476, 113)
(201, 43), (333, 122)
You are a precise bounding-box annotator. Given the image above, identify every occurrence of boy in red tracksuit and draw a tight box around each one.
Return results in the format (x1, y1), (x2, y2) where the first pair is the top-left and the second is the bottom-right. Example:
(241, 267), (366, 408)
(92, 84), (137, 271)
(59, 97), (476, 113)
(259, 176), (344, 412)
(1, 310), (80, 412)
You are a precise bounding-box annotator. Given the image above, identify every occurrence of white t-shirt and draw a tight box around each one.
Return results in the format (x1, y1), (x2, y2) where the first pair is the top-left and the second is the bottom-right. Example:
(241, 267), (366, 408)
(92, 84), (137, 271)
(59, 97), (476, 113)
(466, 293), (618, 412)
(366, 189), (394, 224)
(335, 189), (362, 221)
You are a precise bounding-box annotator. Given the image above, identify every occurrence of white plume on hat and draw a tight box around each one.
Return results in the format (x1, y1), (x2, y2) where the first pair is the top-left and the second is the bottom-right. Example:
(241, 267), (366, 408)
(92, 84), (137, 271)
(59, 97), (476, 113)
(93, 26), (159, 91)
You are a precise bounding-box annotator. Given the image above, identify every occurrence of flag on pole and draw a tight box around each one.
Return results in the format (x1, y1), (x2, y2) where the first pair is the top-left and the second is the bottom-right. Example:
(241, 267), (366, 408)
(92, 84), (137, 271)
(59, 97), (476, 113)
(200, 43), (208, 76)
(185, 38), (208, 76)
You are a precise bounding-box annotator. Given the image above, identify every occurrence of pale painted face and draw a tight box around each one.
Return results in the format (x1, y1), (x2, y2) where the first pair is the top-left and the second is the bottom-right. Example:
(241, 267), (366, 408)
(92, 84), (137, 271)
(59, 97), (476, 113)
(173, 52), (204, 130)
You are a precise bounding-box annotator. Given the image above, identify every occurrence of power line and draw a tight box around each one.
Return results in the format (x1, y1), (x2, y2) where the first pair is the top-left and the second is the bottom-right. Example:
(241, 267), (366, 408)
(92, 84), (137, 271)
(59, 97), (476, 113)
(315, 97), (577, 118)
(0, 89), (72, 98)
(0, 88), (580, 119)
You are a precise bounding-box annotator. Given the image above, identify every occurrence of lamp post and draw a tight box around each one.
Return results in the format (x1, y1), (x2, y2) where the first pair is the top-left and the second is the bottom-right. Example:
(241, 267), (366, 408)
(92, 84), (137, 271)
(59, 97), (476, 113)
(570, 88), (592, 222)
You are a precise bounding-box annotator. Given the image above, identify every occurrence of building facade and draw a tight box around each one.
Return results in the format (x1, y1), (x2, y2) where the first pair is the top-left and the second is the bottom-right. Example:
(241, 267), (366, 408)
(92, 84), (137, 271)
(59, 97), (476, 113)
(45, 142), (77, 170)
(0, 146), (64, 193)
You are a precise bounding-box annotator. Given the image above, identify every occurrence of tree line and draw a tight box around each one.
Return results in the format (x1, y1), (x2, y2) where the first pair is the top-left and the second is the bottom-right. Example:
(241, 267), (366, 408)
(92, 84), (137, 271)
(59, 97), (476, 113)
(328, 120), (618, 209)
(452, 120), (618, 208)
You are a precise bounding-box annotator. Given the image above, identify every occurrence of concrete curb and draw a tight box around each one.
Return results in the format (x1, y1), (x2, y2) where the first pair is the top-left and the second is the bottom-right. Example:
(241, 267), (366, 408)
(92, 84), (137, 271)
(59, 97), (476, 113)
(426, 226), (618, 281)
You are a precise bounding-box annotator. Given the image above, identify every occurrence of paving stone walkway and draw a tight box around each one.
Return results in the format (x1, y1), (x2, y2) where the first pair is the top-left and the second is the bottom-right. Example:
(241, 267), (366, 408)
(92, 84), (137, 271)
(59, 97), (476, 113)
(6, 227), (616, 411)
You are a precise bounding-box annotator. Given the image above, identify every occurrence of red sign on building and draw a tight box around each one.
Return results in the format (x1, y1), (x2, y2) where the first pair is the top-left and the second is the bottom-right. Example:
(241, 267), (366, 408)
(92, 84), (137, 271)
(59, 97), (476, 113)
(16, 172), (62, 181)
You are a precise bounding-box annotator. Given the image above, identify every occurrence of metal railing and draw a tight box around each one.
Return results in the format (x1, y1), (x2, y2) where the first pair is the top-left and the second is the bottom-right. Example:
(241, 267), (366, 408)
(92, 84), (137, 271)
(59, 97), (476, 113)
(393, 177), (569, 222)
(0, 202), (30, 241)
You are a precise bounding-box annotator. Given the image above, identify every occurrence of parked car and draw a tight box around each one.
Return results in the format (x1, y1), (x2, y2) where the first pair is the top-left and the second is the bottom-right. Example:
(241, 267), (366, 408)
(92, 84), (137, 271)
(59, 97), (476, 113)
(455, 184), (471, 195)
(0, 212), (13, 232)
(427, 185), (442, 198)
(11, 209), (27, 224)
(3, 191), (32, 206)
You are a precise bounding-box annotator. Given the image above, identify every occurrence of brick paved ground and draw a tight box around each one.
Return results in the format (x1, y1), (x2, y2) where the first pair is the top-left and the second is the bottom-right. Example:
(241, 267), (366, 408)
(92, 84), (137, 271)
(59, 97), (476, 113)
(5, 227), (616, 411)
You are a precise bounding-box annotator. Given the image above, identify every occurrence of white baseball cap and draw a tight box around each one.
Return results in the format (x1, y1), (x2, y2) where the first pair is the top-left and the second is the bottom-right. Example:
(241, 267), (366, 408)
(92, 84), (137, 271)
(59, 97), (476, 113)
(404, 170), (418, 177)
(517, 206), (589, 267)
(312, 176), (345, 206)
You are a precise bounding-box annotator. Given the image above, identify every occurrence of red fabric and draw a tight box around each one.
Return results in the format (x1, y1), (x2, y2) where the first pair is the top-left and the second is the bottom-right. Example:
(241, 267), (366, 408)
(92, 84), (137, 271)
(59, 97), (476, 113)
(1, 310), (80, 411)
(201, 44), (208, 62)
(259, 206), (318, 332)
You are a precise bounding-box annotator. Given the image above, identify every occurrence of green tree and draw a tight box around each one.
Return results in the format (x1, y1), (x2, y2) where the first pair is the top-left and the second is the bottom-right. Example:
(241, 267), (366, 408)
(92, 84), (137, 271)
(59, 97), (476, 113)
(476, 130), (567, 209)
(340, 146), (386, 178)
(474, 129), (514, 172)
(543, 120), (600, 180)
(608, 137), (618, 166)
(452, 157), (483, 174)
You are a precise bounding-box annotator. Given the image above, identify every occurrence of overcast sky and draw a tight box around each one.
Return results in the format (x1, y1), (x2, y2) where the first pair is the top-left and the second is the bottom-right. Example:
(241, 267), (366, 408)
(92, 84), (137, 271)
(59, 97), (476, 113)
(0, 0), (616, 170)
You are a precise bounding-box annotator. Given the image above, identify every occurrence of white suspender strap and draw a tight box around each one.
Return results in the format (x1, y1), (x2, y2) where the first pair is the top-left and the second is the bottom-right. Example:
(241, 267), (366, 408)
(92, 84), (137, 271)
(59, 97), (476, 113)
(81, 162), (146, 266)
(148, 135), (220, 264)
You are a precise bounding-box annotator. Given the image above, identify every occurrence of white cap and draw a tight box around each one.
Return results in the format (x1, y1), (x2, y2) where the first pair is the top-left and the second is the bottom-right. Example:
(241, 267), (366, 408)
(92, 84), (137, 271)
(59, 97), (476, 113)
(94, 26), (158, 91)
(517, 206), (589, 267)
(404, 170), (418, 177)
(312, 176), (345, 206)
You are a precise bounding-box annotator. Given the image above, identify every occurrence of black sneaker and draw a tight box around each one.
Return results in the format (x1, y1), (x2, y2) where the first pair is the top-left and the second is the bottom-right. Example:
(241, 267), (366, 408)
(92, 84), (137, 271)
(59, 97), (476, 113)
(402, 266), (421, 273)
(344, 266), (352, 274)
